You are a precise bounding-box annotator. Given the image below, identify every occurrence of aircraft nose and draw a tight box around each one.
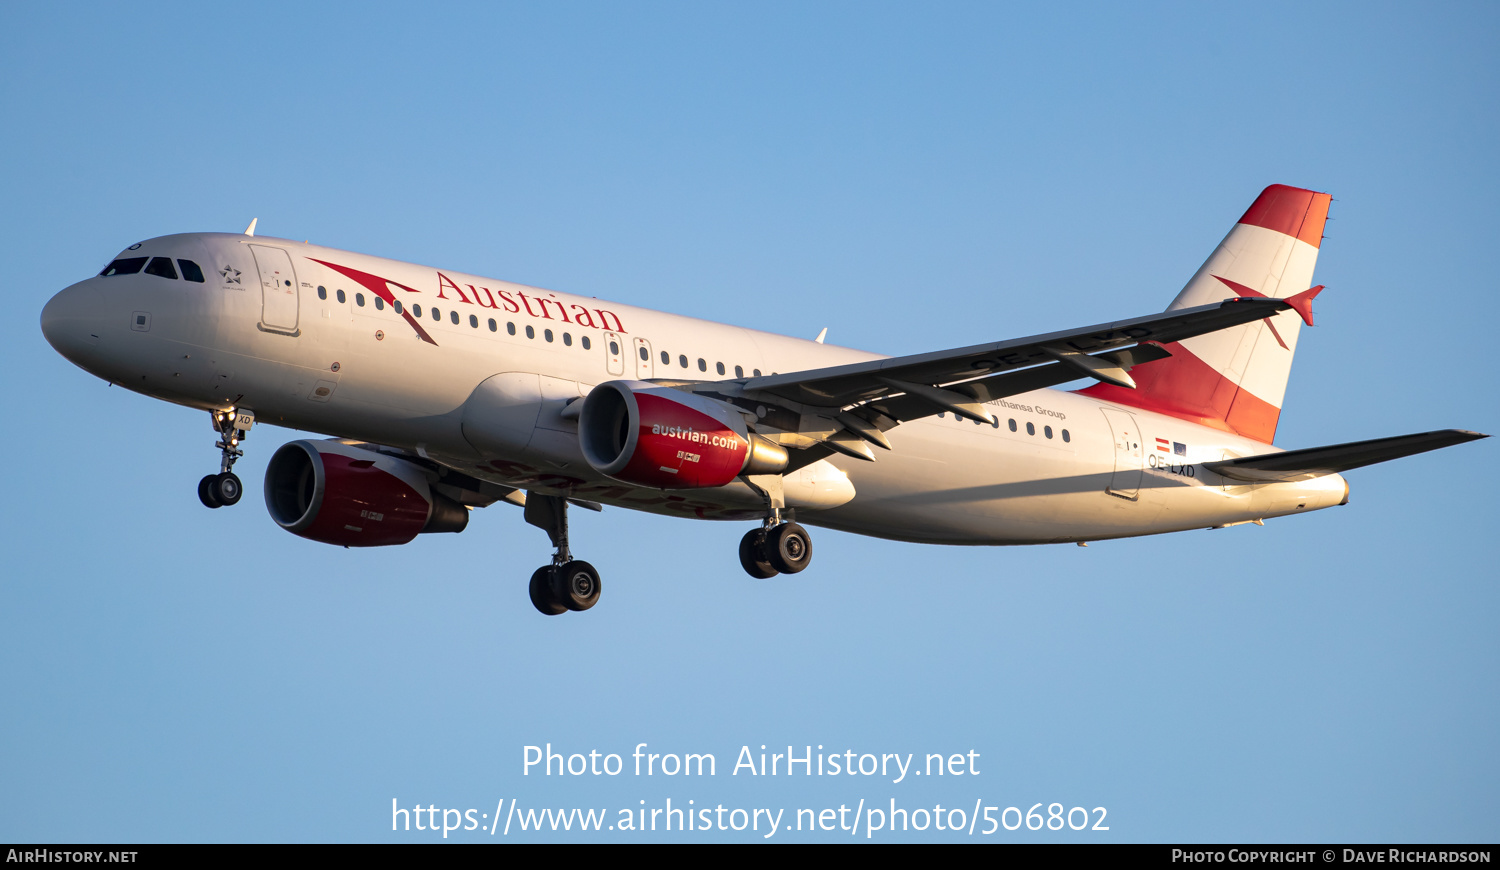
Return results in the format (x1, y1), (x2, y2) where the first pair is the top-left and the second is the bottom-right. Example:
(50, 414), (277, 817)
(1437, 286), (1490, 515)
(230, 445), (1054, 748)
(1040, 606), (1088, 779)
(40, 280), (106, 365)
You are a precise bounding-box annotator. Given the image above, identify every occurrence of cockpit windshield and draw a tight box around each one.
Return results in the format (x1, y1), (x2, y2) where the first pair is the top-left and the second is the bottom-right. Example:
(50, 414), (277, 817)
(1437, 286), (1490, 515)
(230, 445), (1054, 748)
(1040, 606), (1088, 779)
(144, 257), (178, 280)
(100, 256), (206, 282)
(100, 257), (148, 276)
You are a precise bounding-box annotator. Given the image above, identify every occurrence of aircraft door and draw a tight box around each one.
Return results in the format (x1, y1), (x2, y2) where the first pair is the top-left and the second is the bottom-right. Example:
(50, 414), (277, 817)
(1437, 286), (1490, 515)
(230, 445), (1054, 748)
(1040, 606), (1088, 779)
(603, 332), (624, 376)
(1100, 407), (1144, 499)
(250, 244), (299, 335)
(633, 337), (654, 379)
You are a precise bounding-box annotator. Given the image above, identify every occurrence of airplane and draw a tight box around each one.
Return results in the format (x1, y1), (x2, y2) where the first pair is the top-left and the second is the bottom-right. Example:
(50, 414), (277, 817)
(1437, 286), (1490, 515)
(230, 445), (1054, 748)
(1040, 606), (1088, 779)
(39, 184), (1486, 616)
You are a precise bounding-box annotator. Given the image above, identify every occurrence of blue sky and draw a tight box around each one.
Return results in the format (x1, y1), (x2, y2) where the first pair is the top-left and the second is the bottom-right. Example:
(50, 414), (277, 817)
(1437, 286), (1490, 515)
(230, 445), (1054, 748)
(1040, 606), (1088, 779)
(2, 1), (1496, 842)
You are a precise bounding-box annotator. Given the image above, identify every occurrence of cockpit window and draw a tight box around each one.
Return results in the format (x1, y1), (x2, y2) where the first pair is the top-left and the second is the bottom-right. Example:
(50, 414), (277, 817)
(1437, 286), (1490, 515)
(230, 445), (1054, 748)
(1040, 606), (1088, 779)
(177, 260), (205, 283)
(100, 257), (148, 276)
(144, 257), (179, 280)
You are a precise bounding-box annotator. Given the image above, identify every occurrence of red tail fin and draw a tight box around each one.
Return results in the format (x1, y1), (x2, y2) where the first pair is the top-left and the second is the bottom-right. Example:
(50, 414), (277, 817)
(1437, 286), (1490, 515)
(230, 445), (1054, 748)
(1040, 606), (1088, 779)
(1078, 185), (1331, 444)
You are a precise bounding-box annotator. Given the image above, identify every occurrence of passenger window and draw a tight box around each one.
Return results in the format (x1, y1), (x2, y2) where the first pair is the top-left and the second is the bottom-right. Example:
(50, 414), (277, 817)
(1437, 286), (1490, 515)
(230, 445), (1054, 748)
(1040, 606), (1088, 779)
(716, 362), (725, 375)
(526, 325), (535, 339)
(100, 257), (148, 276)
(753, 369), (761, 376)
(608, 340), (618, 354)
(563, 333), (572, 346)
(468, 314), (477, 328)
(412, 304), (421, 317)
(1026, 422), (1035, 436)
(1062, 429), (1070, 443)
(1045, 425), (1053, 439)
(545, 329), (554, 342)
(317, 286), (327, 300)
(581, 336), (591, 350)
(507, 322), (516, 335)
(432, 307), (441, 321)
(661, 350), (669, 364)
(451, 310), (460, 325)
(374, 297), (384, 310)
(356, 293), (365, 307)
(991, 418), (999, 429)
(1008, 419), (1017, 432)
(394, 300), (403, 314)
(735, 365), (743, 378)
(698, 358), (707, 372)
(639, 347), (648, 361)
(144, 257), (178, 279)
(488, 318), (497, 332)
(177, 260), (205, 282)
(336, 289), (346, 303)
(679, 355), (688, 368)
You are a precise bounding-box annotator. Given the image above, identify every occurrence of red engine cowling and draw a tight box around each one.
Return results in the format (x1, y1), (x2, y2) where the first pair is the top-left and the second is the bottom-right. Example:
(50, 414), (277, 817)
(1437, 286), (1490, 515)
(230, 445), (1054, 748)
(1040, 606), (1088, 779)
(263, 440), (469, 547)
(578, 381), (787, 489)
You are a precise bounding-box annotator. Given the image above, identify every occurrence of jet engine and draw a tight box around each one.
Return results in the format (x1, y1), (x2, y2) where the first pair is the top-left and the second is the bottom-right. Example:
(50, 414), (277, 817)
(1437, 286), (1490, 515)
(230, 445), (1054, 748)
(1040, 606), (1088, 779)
(263, 440), (469, 547)
(578, 381), (787, 489)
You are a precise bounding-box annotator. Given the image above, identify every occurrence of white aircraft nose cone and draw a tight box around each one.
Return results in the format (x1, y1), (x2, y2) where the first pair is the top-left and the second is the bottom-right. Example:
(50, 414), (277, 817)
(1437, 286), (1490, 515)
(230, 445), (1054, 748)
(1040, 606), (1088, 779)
(40, 281), (105, 366)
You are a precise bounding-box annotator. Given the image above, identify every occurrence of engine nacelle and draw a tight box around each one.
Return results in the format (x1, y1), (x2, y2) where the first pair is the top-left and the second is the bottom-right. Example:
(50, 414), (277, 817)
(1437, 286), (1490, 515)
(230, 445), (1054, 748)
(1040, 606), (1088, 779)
(579, 381), (788, 489)
(263, 440), (469, 547)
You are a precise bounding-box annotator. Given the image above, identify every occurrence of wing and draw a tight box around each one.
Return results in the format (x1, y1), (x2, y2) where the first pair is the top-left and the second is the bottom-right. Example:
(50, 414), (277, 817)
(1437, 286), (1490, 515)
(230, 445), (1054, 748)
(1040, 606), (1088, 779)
(1203, 430), (1489, 482)
(670, 288), (1323, 464)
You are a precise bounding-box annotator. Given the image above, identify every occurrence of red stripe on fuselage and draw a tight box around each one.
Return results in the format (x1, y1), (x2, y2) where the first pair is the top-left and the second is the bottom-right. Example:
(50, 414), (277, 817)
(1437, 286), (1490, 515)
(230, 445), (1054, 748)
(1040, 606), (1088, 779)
(308, 258), (438, 346)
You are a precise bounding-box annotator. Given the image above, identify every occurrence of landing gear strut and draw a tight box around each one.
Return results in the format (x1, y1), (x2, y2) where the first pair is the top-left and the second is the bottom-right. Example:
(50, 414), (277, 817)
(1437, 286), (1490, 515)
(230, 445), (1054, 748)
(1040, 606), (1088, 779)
(524, 493), (601, 616)
(738, 474), (813, 577)
(198, 408), (251, 509)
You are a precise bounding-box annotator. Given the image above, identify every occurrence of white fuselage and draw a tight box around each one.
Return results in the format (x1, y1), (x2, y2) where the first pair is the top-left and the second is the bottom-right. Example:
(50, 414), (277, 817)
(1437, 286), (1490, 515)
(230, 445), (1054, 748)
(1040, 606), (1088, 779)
(40, 232), (1348, 545)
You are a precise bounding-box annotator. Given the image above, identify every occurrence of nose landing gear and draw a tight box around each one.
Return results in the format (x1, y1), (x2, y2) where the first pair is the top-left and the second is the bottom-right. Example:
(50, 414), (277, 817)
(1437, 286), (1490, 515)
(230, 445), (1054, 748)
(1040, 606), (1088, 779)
(198, 408), (251, 509)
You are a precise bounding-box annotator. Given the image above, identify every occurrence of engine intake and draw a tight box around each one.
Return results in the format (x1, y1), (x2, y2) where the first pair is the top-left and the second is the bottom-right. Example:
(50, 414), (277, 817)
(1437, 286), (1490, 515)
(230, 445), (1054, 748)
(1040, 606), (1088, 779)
(264, 440), (468, 547)
(579, 381), (787, 489)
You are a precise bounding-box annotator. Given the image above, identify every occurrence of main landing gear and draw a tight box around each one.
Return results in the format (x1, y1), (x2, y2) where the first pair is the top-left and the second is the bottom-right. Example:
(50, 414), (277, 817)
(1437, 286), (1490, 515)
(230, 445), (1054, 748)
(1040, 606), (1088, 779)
(739, 520), (813, 578)
(738, 474), (813, 578)
(198, 408), (250, 509)
(524, 493), (602, 616)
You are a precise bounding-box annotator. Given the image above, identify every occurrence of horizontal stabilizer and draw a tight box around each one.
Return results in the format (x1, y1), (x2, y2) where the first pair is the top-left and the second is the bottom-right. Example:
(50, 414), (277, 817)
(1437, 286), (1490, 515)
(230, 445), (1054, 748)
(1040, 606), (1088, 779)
(1204, 429), (1488, 482)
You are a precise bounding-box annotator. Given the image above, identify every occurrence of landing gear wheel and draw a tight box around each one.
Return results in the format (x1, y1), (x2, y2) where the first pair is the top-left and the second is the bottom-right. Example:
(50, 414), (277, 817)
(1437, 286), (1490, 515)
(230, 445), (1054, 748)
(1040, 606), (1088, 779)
(213, 472), (243, 506)
(529, 566), (568, 616)
(739, 528), (778, 578)
(202, 409), (250, 508)
(198, 475), (223, 509)
(551, 560), (602, 612)
(766, 522), (813, 574)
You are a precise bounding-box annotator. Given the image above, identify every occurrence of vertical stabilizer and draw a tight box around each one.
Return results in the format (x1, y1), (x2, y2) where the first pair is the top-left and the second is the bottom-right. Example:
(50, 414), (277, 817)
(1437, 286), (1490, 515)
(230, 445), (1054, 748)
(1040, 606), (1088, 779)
(1078, 184), (1331, 444)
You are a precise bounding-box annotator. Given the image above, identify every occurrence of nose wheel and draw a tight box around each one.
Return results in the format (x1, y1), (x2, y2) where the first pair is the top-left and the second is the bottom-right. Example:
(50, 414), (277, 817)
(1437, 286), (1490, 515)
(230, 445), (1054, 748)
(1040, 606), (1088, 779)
(198, 472), (243, 508)
(198, 408), (251, 509)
